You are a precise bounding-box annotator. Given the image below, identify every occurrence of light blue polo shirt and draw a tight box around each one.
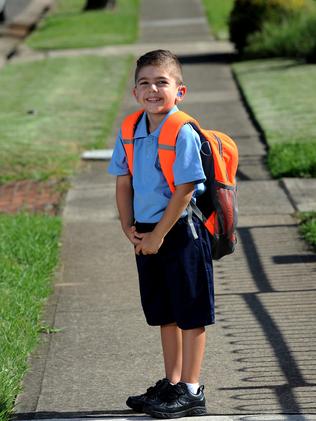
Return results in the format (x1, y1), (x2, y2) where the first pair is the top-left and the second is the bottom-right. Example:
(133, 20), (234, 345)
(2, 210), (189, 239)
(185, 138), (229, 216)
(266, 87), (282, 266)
(108, 106), (206, 223)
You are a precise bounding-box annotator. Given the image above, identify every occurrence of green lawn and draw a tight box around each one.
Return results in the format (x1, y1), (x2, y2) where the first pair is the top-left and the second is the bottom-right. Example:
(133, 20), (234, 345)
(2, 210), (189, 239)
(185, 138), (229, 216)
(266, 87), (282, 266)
(0, 55), (132, 183)
(201, 0), (234, 39)
(0, 213), (61, 421)
(27, 0), (139, 50)
(233, 58), (316, 177)
(298, 212), (316, 250)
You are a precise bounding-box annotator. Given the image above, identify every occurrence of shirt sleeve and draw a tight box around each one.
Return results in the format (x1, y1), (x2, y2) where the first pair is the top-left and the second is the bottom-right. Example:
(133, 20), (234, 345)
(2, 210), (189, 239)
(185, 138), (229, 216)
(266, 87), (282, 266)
(173, 123), (206, 186)
(108, 129), (130, 176)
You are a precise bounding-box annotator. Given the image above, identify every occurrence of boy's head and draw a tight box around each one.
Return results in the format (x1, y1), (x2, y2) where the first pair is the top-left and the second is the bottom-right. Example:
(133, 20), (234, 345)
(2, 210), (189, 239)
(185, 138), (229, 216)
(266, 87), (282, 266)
(134, 50), (183, 85)
(133, 50), (186, 116)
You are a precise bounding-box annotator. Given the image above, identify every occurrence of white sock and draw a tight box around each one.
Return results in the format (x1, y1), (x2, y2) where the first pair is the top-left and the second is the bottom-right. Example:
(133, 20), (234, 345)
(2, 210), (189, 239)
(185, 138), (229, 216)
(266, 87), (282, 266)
(185, 382), (199, 394)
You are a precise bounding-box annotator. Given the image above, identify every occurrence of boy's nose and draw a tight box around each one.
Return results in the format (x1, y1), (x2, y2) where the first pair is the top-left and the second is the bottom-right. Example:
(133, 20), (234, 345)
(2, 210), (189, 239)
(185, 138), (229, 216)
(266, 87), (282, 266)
(149, 83), (159, 92)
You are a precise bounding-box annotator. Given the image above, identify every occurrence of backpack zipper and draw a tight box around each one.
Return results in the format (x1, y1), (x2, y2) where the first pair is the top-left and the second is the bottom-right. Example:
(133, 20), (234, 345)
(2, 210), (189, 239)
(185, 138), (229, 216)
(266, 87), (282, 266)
(213, 133), (223, 158)
(213, 133), (230, 180)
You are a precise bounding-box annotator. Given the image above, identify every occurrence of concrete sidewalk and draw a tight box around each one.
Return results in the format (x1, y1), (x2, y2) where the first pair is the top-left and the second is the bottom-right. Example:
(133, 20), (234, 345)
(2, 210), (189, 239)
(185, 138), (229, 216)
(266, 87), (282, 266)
(11, 0), (316, 419)
(0, 0), (52, 68)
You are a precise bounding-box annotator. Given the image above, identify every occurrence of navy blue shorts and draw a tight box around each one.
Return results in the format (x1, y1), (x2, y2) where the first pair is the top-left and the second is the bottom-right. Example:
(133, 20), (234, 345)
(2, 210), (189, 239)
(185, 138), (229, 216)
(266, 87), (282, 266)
(135, 216), (215, 330)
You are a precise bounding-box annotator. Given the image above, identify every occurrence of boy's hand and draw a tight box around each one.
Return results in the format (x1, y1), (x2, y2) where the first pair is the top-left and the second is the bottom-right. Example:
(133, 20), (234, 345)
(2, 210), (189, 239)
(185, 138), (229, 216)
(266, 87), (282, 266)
(124, 225), (142, 246)
(135, 232), (164, 255)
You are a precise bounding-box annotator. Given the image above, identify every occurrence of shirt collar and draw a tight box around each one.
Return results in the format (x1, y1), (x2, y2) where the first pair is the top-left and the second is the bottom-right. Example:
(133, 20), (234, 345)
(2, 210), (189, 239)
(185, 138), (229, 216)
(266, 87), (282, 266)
(134, 105), (179, 139)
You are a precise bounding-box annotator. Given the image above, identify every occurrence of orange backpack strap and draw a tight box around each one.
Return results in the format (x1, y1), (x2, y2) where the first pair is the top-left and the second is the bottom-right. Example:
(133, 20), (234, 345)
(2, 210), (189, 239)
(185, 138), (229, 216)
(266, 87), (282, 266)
(121, 109), (144, 174)
(158, 111), (200, 193)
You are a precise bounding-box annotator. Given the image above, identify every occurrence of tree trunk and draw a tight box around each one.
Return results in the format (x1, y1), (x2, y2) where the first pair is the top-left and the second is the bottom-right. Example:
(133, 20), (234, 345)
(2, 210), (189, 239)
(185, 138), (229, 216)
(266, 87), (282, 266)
(83, 0), (110, 10)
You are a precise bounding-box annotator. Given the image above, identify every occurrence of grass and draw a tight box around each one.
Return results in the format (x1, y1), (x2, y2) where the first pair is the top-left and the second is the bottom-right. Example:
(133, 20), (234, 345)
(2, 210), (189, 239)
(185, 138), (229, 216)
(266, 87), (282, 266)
(268, 143), (316, 177)
(246, 8), (316, 62)
(298, 212), (316, 250)
(233, 58), (316, 177)
(0, 213), (61, 421)
(201, 0), (234, 39)
(0, 55), (133, 183)
(27, 0), (139, 50)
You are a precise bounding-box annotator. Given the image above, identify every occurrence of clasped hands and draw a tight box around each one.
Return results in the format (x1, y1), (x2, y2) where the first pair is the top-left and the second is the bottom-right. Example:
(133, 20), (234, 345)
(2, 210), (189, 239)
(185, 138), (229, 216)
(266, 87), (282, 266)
(125, 225), (164, 255)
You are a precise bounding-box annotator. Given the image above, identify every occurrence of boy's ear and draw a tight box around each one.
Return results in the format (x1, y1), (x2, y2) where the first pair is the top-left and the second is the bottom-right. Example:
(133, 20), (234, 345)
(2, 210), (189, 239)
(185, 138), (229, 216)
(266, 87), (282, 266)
(175, 85), (187, 103)
(132, 87), (139, 102)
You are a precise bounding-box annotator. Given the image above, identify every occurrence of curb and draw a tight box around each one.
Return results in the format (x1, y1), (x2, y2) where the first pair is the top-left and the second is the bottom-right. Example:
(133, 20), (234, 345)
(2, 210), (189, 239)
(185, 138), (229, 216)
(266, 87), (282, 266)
(0, 0), (53, 63)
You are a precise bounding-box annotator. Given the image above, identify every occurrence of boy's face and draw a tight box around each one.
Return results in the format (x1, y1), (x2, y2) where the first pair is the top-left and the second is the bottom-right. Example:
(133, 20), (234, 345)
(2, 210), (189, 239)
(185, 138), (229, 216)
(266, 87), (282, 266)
(133, 65), (186, 116)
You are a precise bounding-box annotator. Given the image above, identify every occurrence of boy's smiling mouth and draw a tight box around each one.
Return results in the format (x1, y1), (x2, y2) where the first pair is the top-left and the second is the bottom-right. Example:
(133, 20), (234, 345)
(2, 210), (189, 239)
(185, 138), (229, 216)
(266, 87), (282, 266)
(146, 97), (162, 103)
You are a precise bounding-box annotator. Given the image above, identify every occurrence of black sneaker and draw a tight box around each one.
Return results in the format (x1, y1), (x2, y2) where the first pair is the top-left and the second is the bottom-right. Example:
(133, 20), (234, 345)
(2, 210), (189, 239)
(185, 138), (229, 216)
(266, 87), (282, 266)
(126, 378), (172, 412)
(143, 382), (207, 419)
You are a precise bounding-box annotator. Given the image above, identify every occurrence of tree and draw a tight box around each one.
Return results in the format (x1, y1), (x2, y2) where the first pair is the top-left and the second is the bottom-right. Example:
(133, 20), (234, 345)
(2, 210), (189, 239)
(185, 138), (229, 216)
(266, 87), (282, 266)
(83, 0), (113, 10)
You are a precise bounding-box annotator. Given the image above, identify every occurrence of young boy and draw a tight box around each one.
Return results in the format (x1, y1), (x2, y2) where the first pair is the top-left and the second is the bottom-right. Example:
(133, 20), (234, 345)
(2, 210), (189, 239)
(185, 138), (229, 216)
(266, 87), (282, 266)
(108, 50), (214, 419)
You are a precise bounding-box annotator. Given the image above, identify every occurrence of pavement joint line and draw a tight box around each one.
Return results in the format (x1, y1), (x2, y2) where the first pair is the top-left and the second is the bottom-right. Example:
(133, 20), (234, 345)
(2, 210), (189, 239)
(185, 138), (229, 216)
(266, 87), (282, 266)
(215, 290), (316, 296)
(12, 41), (235, 63)
(141, 17), (207, 27)
(12, 416), (316, 421)
(40, 40), (235, 57)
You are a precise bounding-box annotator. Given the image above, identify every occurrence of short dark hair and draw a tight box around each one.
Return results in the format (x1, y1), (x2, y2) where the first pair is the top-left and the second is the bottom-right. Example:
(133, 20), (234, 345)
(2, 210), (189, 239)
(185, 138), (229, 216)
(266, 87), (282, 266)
(135, 50), (183, 85)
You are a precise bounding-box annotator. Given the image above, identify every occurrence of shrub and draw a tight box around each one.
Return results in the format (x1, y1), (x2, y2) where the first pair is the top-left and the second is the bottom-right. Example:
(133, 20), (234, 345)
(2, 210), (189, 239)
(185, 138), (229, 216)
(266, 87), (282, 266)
(298, 212), (316, 250)
(229, 0), (311, 53)
(268, 142), (316, 178)
(245, 10), (316, 62)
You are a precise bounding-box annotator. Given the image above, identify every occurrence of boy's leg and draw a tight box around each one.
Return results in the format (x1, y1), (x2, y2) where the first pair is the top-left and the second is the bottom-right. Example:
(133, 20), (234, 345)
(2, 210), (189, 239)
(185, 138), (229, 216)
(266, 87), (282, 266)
(160, 324), (206, 384)
(181, 326), (206, 384)
(160, 323), (182, 384)
(144, 325), (207, 418)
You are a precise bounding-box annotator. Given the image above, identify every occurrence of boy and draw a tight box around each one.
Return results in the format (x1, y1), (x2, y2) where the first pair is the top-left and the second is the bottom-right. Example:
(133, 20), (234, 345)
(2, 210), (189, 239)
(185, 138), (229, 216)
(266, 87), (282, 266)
(108, 50), (214, 418)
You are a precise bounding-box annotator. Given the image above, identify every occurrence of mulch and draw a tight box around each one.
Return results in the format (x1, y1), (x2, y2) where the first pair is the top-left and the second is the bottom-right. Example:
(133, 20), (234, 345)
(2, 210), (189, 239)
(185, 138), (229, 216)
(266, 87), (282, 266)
(0, 180), (64, 216)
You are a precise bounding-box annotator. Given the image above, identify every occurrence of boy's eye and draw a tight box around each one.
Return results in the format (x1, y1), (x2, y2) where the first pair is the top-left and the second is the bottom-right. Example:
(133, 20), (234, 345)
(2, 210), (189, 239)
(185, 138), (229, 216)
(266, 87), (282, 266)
(137, 80), (169, 87)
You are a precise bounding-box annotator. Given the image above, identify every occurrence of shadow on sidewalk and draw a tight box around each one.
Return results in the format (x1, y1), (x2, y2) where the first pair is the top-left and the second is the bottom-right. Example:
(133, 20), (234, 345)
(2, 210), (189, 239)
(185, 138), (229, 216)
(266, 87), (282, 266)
(216, 224), (316, 414)
(178, 52), (236, 65)
(273, 255), (316, 265)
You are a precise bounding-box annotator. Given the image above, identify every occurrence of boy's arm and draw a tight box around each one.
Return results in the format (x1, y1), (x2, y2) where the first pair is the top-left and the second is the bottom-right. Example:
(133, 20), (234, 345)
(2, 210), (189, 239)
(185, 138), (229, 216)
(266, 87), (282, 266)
(116, 175), (141, 246)
(135, 182), (195, 255)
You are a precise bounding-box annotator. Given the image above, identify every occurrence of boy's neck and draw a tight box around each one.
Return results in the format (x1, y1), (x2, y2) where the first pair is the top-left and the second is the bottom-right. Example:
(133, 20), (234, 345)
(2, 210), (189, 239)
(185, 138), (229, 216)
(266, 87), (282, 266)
(146, 112), (169, 133)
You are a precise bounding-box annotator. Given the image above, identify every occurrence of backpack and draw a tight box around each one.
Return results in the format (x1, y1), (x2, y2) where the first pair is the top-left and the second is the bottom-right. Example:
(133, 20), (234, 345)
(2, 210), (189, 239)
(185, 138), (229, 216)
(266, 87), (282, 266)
(121, 109), (238, 260)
